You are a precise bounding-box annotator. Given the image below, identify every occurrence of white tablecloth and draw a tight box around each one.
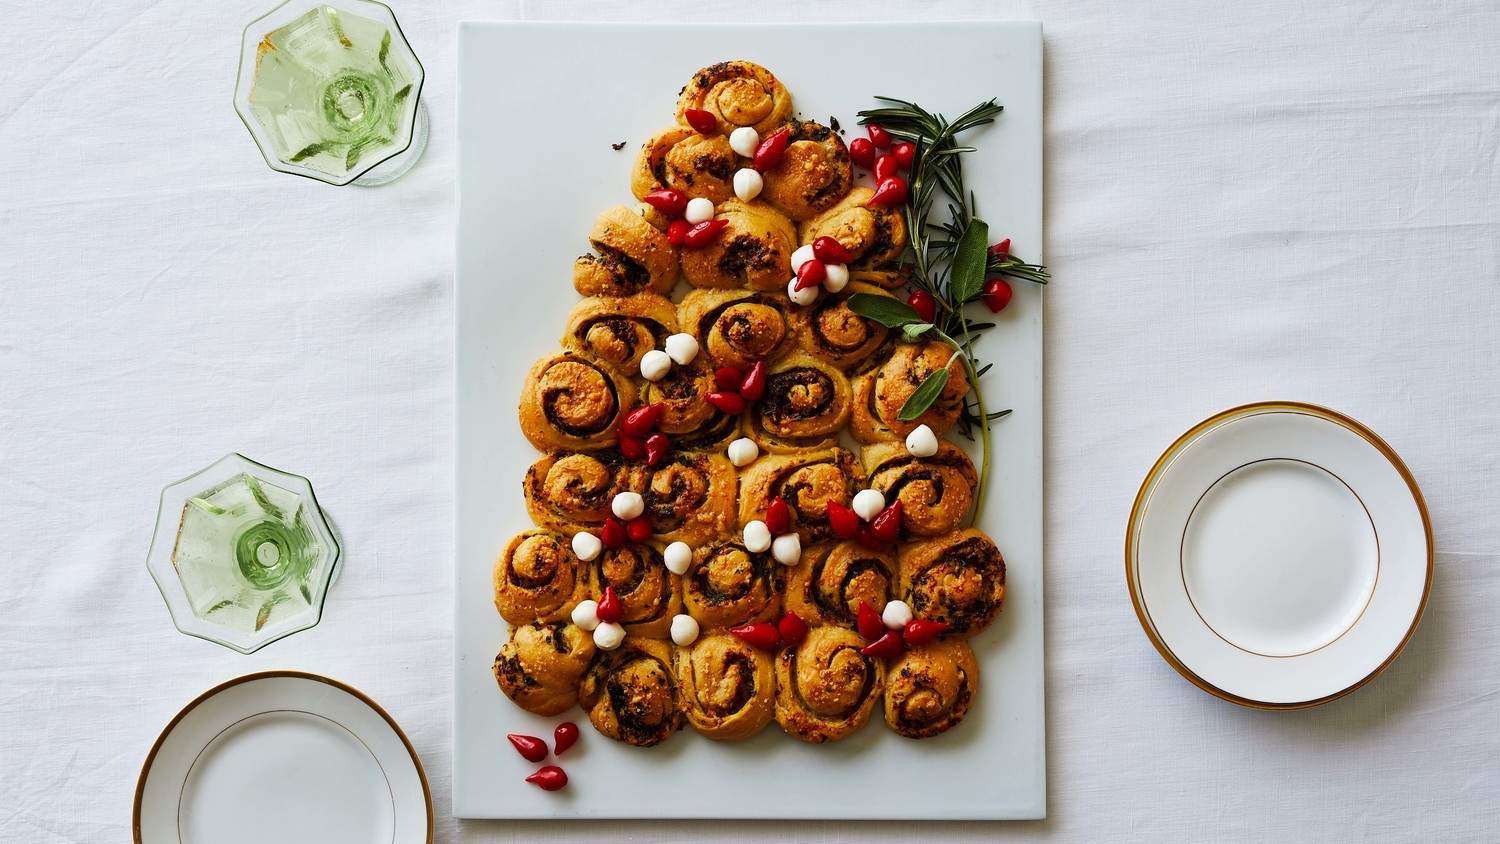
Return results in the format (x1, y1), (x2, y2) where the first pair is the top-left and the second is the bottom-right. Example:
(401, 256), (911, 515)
(2, 0), (1496, 840)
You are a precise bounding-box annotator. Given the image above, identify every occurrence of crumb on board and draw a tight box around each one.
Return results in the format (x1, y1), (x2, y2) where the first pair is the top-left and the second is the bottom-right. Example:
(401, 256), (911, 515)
(611, 140), (627, 150)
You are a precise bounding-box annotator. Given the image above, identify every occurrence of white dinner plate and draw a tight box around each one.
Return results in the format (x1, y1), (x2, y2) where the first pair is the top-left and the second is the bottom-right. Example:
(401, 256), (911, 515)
(1127, 402), (1431, 708)
(134, 671), (431, 843)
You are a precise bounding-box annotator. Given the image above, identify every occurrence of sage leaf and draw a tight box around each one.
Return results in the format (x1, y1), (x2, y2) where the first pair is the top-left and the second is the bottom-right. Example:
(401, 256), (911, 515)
(846, 293), (922, 328)
(901, 322), (934, 342)
(897, 367), (950, 421)
(950, 217), (990, 305)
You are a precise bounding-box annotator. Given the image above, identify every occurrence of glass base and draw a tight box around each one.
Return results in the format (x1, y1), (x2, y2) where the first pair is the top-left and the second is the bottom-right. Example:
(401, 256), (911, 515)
(353, 100), (429, 187)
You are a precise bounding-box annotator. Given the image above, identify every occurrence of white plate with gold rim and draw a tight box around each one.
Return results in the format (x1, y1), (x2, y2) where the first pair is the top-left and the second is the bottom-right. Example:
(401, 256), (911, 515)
(1126, 402), (1432, 708)
(134, 671), (431, 844)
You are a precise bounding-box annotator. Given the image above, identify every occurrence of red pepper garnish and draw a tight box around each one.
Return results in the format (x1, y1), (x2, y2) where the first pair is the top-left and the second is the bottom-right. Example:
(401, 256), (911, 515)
(683, 218), (729, 248)
(988, 238), (1011, 257)
(867, 176), (908, 208)
(870, 500), (903, 543)
(597, 585), (623, 623)
(730, 622), (782, 652)
(794, 258), (827, 291)
(892, 142), (916, 169)
(714, 366), (743, 392)
(766, 496), (791, 535)
(525, 765), (568, 791)
(666, 219), (688, 245)
(874, 154), (898, 182)
(857, 601), (886, 641)
(622, 402), (664, 437)
(507, 733), (548, 763)
(777, 611), (808, 648)
(903, 619), (948, 646)
(600, 517), (626, 549)
(684, 108), (718, 135)
(867, 124), (892, 149)
(827, 501), (861, 540)
(617, 431), (645, 459)
(906, 289), (936, 324)
(811, 236), (853, 265)
(553, 722), (579, 755)
(856, 523), (885, 552)
(642, 188), (688, 219)
(738, 361), (766, 401)
(849, 136), (877, 169)
(753, 127), (791, 171)
(644, 431), (670, 467)
(705, 391), (746, 415)
(859, 630), (903, 658)
(626, 515), (654, 543)
(981, 278), (1013, 313)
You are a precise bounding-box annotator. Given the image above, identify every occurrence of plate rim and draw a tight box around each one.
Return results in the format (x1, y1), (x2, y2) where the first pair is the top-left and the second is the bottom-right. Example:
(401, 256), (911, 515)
(1124, 400), (1433, 709)
(132, 670), (433, 843)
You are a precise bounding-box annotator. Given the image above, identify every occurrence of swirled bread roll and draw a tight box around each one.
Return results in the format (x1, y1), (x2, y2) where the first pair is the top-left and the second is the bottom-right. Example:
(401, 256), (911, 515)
(579, 637), (684, 746)
(574, 205), (679, 296)
(588, 542), (681, 638)
(899, 528), (1006, 639)
(884, 638), (978, 739)
(493, 621), (596, 717)
(784, 540), (898, 631)
(738, 448), (865, 544)
(519, 350), (636, 452)
(494, 530), (590, 626)
(524, 451), (650, 536)
(678, 288), (794, 371)
(799, 187), (909, 288)
(743, 353), (852, 454)
(631, 126), (737, 204)
(759, 120), (853, 221)
(850, 340), (970, 443)
(774, 626), (884, 743)
(561, 293), (677, 374)
(641, 357), (735, 448)
(641, 451), (738, 546)
(862, 441), (978, 538)
(675, 60), (793, 136)
(676, 632), (776, 741)
(791, 282), (896, 369)
(681, 538), (782, 630)
(679, 199), (797, 291)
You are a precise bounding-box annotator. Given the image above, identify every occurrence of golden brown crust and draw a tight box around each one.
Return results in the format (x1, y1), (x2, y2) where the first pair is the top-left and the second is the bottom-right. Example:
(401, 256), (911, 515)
(680, 538), (782, 629)
(884, 638), (979, 739)
(587, 542), (681, 638)
(799, 187), (909, 288)
(862, 441), (979, 538)
(631, 126), (737, 204)
(676, 632), (776, 741)
(573, 205), (680, 296)
(738, 448), (866, 545)
(494, 530), (590, 626)
(774, 626), (884, 743)
(679, 199), (797, 291)
(640, 357), (726, 442)
(493, 621), (596, 717)
(519, 350), (636, 452)
(743, 353), (852, 454)
(674, 60), (793, 136)
(850, 341), (970, 443)
(759, 120), (853, 222)
(579, 637), (684, 746)
(524, 451), (650, 536)
(791, 282), (896, 369)
(899, 529), (1006, 639)
(678, 288), (794, 371)
(561, 294), (677, 373)
(783, 541), (897, 631)
(642, 451), (738, 546)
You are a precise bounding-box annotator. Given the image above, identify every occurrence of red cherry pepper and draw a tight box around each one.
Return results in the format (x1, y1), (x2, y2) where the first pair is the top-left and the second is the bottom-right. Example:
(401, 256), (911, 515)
(766, 496), (791, 535)
(753, 127), (791, 171)
(553, 722), (579, 755)
(867, 124), (892, 149)
(507, 733), (548, 763)
(525, 766), (568, 791)
(856, 523), (886, 552)
(892, 141), (916, 169)
(705, 391), (747, 415)
(988, 238), (1012, 257)
(730, 622), (782, 652)
(859, 630), (903, 658)
(873, 154), (898, 182)
(906, 289), (936, 324)
(827, 501), (861, 540)
(903, 619), (948, 646)
(617, 431), (646, 459)
(739, 361), (766, 401)
(794, 258), (827, 291)
(666, 219), (688, 245)
(644, 431), (670, 466)
(714, 366), (743, 392)
(683, 218), (729, 248)
(597, 585), (623, 623)
(811, 236), (853, 264)
(626, 515), (654, 543)
(641, 188), (687, 219)
(622, 402), (664, 437)
(778, 611), (808, 648)
(870, 500), (903, 543)
(601, 518), (626, 549)
(857, 601), (886, 641)
(981, 278), (1013, 313)
(684, 108), (718, 135)
(867, 176), (908, 208)
(849, 136), (877, 169)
